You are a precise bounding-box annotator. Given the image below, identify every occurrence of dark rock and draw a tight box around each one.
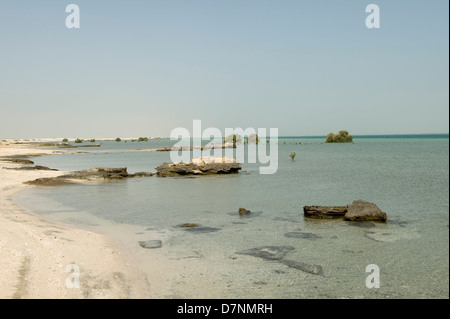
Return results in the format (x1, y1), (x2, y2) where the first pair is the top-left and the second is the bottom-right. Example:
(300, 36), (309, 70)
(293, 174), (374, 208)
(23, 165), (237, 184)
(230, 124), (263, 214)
(284, 231), (321, 239)
(24, 177), (79, 186)
(176, 223), (220, 233)
(273, 216), (299, 223)
(138, 240), (162, 249)
(344, 200), (387, 222)
(2, 158), (34, 165)
(4, 165), (58, 171)
(177, 223), (200, 228)
(279, 259), (323, 275)
(228, 211), (262, 218)
(236, 246), (295, 261)
(238, 208), (251, 216)
(1, 153), (46, 159)
(70, 167), (130, 179)
(304, 201), (388, 223)
(156, 162), (241, 177)
(303, 206), (348, 219)
(346, 221), (376, 228)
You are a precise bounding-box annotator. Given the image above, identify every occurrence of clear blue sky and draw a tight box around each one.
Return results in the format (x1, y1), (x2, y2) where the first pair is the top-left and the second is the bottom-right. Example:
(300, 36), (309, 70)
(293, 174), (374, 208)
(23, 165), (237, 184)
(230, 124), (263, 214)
(0, 0), (448, 138)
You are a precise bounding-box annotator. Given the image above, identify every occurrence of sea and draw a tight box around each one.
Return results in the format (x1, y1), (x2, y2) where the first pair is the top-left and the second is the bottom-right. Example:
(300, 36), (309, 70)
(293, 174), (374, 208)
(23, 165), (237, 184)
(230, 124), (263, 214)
(13, 134), (449, 298)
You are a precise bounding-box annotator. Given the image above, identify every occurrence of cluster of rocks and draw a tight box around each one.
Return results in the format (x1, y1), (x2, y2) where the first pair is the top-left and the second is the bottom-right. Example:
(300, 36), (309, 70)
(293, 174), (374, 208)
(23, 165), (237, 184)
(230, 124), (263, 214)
(25, 167), (153, 186)
(155, 144), (236, 152)
(304, 200), (387, 222)
(155, 157), (242, 177)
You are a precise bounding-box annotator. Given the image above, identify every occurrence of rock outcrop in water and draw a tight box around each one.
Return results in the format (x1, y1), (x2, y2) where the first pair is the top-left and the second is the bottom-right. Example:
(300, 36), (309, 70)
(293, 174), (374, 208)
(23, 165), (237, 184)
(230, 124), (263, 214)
(344, 200), (388, 222)
(25, 167), (153, 186)
(303, 200), (387, 222)
(238, 208), (251, 216)
(303, 206), (348, 219)
(156, 157), (241, 177)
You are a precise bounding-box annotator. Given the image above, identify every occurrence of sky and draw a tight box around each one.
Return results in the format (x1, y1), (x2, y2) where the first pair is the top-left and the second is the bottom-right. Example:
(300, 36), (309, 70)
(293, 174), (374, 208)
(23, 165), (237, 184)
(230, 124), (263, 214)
(0, 0), (448, 138)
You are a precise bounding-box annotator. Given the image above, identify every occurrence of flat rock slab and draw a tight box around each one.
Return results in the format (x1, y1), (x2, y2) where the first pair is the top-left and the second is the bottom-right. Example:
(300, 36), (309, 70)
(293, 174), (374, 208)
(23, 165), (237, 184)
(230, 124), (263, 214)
(156, 162), (242, 177)
(304, 200), (388, 222)
(138, 240), (162, 249)
(25, 167), (153, 186)
(236, 246), (295, 260)
(284, 231), (322, 239)
(303, 206), (347, 219)
(4, 165), (58, 171)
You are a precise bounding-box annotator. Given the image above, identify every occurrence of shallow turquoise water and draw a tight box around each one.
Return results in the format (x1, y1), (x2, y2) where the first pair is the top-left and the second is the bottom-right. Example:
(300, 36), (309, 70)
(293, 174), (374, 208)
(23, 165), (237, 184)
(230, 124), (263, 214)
(14, 135), (449, 298)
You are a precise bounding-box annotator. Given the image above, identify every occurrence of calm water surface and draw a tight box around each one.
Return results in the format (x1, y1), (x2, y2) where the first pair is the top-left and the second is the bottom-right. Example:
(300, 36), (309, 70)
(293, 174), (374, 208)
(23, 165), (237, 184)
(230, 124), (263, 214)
(14, 136), (449, 298)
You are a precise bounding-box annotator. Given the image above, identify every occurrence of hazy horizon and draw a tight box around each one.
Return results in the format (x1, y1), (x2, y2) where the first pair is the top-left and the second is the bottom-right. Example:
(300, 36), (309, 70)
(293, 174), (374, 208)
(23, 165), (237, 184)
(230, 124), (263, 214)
(1, 0), (448, 139)
(2, 133), (449, 141)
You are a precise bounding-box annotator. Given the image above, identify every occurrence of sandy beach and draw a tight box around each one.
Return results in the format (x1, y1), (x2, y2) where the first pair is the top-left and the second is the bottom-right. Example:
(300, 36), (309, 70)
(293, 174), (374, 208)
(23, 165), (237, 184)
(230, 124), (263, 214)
(0, 140), (151, 298)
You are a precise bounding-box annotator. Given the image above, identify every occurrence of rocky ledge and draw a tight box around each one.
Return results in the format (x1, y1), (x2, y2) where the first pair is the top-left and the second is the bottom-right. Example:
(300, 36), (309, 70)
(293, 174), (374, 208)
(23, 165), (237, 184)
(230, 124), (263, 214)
(156, 157), (242, 177)
(304, 200), (387, 222)
(25, 167), (153, 186)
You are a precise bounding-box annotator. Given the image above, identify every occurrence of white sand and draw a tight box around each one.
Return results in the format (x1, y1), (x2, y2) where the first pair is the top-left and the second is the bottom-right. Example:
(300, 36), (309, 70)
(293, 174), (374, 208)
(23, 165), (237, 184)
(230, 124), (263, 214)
(0, 142), (151, 298)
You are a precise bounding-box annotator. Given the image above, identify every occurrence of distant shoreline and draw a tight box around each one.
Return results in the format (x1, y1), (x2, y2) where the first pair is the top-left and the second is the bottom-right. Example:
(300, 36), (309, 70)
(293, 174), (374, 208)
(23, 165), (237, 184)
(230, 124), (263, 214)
(1, 133), (448, 142)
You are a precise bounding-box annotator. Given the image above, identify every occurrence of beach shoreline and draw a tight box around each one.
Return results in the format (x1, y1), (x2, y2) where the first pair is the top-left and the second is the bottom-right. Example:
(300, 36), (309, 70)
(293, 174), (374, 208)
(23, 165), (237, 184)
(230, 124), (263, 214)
(0, 140), (151, 299)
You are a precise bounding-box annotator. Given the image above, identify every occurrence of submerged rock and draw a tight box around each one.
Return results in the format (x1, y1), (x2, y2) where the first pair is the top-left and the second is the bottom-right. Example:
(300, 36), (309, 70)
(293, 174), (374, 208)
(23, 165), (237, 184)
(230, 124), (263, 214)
(236, 246), (295, 260)
(279, 259), (323, 275)
(138, 240), (162, 249)
(284, 231), (321, 239)
(183, 226), (221, 233)
(344, 200), (387, 222)
(236, 246), (323, 275)
(176, 223), (221, 233)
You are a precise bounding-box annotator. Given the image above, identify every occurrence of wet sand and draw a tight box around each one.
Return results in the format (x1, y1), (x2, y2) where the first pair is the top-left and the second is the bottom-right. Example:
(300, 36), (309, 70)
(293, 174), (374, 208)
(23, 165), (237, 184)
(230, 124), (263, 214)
(0, 140), (151, 298)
